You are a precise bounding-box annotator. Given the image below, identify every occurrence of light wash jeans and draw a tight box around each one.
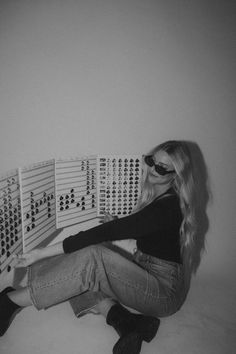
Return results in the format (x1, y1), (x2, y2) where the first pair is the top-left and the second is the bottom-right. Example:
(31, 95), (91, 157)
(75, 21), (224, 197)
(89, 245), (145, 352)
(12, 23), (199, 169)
(28, 244), (188, 318)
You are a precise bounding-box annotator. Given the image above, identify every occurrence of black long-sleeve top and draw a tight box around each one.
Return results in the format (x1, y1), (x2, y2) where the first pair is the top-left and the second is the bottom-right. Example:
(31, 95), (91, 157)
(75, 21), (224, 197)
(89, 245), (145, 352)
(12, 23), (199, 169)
(63, 191), (183, 264)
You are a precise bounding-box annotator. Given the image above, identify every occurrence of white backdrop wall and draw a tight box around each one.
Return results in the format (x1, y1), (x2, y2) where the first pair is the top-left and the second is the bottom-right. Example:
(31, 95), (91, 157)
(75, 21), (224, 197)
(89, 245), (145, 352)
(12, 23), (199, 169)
(0, 0), (235, 283)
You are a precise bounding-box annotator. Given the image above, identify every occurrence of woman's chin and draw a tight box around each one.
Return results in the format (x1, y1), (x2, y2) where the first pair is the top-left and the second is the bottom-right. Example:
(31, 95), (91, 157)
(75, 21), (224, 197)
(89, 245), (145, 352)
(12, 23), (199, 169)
(148, 174), (161, 184)
(148, 174), (169, 186)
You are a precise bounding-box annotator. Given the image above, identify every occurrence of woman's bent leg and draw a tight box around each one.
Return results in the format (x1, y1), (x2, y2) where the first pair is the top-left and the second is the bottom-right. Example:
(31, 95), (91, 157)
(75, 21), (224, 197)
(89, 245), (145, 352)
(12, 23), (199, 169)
(0, 288), (23, 336)
(69, 290), (107, 317)
(27, 245), (163, 316)
(7, 287), (32, 307)
(94, 298), (116, 317)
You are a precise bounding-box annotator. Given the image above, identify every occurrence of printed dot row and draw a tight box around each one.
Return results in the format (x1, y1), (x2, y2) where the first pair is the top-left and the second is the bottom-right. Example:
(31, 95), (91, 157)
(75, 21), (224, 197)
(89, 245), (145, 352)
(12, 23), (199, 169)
(59, 202), (96, 212)
(99, 158), (140, 163)
(0, 265), (12, 274)
(100, 208), (133, 216)
(1, 236), (19, 252)
(0, 220), (21, 232)
(25, 206), (51, 218)
(26, 214), (52, 232)
(0, 186), (19, 198)
(0, 213), (21, 224)
(1, 229), (19, 240)
(30, 194), (53, 205)
(0, 204), (21, 214)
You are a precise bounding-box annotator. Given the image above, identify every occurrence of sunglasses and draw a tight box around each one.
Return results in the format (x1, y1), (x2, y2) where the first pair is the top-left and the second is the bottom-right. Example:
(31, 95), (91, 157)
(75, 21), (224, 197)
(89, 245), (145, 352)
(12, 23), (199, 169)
(144, 155), (175, 176)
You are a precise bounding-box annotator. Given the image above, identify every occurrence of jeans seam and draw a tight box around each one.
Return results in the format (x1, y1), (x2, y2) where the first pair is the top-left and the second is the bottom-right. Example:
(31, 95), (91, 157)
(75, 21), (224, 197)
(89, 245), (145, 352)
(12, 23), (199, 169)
(101, 247), (164, 300)
(32, 270), (87, 290)
(27, 266), (42, 310)
(107, 269), (167, 300)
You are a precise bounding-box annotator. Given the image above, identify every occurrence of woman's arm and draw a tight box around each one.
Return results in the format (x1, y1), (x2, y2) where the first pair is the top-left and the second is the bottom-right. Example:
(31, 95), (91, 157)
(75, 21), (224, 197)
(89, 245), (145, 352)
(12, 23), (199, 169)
(15, 212), (119, 268)
(63, 198), (174, 254)
(63, 195), (181, 255)
(14, 241), (64, 268)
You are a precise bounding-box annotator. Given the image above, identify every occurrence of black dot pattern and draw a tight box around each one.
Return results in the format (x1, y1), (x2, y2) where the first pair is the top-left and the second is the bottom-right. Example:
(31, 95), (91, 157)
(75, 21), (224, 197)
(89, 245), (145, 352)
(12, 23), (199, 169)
(0, 172), (23, 276)
(25, 191), (54, 233)
(98, 156), (142, 216)
(0, 154), (142, 280)
(55, 157), (97, 228)
(21, 160), (56, 253)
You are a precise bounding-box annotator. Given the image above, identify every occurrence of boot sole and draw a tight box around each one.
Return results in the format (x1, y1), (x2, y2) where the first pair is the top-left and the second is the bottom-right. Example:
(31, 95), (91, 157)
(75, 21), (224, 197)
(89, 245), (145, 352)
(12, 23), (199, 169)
(113, 332), (143, 354)
(137, 316), (160, 343)
(0, 287), (20, 337)
(0, 308), (22, 337)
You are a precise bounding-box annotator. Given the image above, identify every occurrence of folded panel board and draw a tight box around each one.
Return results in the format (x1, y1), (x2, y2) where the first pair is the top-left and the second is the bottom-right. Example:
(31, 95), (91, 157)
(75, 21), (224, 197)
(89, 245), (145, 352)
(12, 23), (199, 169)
(97, 155), (142, 217)
(55, 156), (97, 228)
(0, 169), (23, 278)
(20, 160), (56, 253)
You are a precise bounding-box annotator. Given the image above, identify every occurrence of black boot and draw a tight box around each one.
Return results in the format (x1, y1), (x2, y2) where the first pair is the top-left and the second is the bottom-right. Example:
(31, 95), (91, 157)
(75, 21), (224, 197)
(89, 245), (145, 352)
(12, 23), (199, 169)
(0, 287), (21, 336)
(106, 304), (160, 354)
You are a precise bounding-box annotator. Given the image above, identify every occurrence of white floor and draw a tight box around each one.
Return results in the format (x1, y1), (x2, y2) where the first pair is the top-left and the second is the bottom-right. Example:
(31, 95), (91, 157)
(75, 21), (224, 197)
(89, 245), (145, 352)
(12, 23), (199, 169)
(0, 272), (235, 354)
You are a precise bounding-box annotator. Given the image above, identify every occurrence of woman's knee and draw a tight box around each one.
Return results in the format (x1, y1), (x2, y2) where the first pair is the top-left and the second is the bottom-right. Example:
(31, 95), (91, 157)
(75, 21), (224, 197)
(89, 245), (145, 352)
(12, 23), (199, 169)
(84, 244), (107, 255)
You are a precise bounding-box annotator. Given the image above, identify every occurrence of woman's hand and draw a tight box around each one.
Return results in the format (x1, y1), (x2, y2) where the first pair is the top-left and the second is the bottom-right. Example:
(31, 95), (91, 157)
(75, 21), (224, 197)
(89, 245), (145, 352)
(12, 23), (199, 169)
(13, 242), (64, 268)
(99, 212), (118, 224)
(13, 248), (44, 268)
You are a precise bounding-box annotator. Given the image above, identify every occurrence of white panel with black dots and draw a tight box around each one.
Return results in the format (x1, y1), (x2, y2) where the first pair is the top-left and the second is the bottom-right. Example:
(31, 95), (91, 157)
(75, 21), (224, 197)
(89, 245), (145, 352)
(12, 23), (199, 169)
(97, 155), (142, 217)
(0, 154), (143, 281)
(55, 156), (97, 228)
(20, 160), (56, 253)
(0, 169), (23, 276)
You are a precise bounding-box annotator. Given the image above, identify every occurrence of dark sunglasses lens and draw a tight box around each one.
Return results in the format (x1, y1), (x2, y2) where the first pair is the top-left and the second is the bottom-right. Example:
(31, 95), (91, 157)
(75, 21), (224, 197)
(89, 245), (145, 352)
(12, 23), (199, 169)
(145, 155), (174, 176)
(155, 165), (167, 175)
(144, 155), (154, 167)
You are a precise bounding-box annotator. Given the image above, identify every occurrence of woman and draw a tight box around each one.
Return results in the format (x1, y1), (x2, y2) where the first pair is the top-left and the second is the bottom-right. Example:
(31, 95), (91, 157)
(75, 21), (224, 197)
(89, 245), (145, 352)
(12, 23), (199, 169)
(0, 140), (198, 354)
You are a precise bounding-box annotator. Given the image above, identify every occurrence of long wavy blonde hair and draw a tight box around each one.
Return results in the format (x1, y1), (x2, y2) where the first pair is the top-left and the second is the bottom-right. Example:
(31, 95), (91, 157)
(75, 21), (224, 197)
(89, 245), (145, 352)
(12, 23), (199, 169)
(134, 140), (198, 264)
